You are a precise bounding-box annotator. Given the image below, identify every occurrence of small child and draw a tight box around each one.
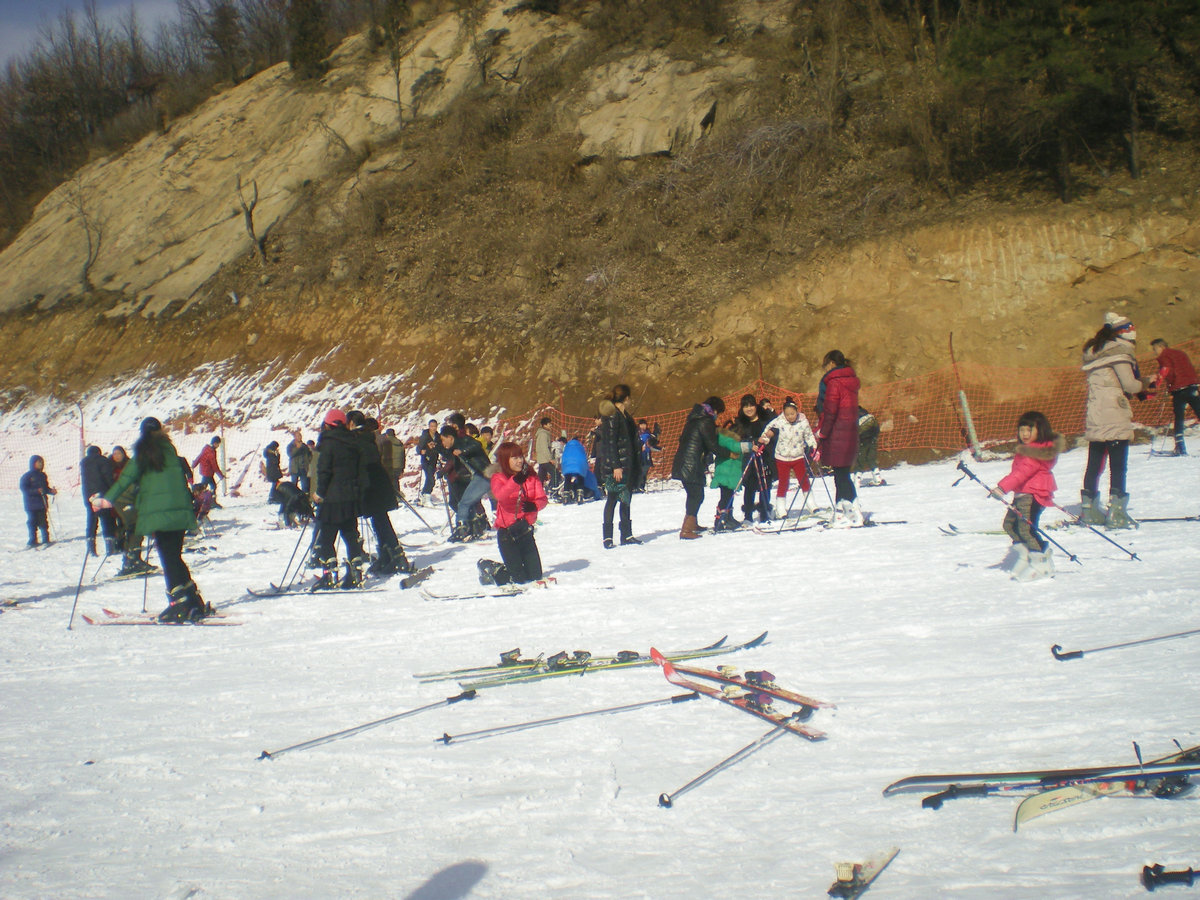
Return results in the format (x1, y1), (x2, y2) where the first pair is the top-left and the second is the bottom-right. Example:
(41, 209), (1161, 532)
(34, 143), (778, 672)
(19, 455), (57, 546)
(990, 411), (1065, 581)
(711, 419), (746, 531)
(758, 397), (818, 519)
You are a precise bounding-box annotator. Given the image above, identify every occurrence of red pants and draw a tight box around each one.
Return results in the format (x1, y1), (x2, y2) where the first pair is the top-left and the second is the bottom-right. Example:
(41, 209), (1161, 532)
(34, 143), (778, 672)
(775, 458), (810, 495)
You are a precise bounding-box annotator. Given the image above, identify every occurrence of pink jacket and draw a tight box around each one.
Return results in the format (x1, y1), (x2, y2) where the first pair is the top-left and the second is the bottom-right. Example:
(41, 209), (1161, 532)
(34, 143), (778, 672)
(996, 435), (1065, 506)
(490, 467), (548, 530)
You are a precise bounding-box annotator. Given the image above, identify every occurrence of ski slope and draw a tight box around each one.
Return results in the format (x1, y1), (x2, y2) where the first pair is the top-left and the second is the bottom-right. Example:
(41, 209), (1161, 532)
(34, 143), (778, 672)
(2, 442), (1198, 899)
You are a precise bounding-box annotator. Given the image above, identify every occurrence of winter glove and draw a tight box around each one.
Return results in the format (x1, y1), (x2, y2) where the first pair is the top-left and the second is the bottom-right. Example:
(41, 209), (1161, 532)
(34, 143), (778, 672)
(740, 442), (752, 453)
(521, 500), (539, 513)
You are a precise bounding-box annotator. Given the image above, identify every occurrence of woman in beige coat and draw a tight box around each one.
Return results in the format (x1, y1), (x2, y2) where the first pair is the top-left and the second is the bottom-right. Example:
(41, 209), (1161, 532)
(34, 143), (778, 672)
(1080, 312), (1147, 528)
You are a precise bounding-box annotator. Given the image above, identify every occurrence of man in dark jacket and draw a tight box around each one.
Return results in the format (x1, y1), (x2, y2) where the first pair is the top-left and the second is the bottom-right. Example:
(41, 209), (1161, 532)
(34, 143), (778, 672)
(287, 433), (312, 493)
(312, 409), (369, 588)
(348, 411), (412, 575)
(20, 455), (57, 546)
(439, 422), (491, 541)
(671, 397), (725, 539)
(81, 445), (117, 556)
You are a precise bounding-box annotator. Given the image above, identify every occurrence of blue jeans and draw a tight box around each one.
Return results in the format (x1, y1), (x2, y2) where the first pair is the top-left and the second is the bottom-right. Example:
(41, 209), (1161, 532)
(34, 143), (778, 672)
(456, 475), (490, 524)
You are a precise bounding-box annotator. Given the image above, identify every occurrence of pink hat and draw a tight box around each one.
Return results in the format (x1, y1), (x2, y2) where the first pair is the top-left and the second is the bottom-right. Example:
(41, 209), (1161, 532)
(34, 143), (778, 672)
(323, 408), (347, 428)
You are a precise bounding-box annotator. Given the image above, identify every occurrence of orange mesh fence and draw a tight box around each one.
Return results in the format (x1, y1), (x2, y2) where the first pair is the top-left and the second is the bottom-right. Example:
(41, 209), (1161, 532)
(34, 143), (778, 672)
(3, 339), (1195, 499)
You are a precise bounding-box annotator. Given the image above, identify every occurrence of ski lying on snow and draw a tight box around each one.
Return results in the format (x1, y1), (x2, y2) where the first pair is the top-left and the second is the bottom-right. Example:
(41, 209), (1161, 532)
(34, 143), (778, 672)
(650, 647), (826, 741)
(828, 847), (900, 899)
(938, 523), (1007, 537)
(415, 635), (729, 682)
(664, 661), (835, 713)
(246, 581), (387, 597)
(884, 742), (1200, 805)
(83, 608), (242, 626)
(459, 632), (769, 690)
(419, 585), (529, 602)
(1010, 778), (1194, 832)
(399, 566), (434, 589)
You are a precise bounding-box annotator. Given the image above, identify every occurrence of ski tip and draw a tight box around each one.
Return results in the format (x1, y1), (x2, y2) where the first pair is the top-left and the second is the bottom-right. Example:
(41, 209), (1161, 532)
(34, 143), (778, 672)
(81, 614), (97, 625)
(649, 647), (669, 670)
(746, 630), (769, 648)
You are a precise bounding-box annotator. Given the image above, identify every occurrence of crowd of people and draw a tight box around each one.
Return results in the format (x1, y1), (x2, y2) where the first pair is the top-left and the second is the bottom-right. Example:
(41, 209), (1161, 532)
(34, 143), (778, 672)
(13, 328), (1197, 620)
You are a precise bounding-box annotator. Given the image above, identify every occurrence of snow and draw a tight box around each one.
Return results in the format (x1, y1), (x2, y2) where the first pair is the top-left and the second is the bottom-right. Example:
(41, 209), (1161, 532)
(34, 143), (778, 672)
(2, 442), (1198, 899)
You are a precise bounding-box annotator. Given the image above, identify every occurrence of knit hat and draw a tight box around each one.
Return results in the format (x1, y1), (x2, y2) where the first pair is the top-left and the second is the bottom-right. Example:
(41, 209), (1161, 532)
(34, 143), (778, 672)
(1105, 311), (1136, 339)
(323, 408), (347, 428)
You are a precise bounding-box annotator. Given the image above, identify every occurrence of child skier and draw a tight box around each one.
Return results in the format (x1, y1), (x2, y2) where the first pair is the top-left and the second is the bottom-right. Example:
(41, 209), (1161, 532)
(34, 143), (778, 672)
(758, 397), (817, 519)
(990, 411), (1065, 581)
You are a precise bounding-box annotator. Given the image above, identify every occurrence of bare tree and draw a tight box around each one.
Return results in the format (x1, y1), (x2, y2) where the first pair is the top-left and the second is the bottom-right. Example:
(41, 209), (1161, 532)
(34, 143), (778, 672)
(68, 175), (104, 293)
(236, 173), (267, 264)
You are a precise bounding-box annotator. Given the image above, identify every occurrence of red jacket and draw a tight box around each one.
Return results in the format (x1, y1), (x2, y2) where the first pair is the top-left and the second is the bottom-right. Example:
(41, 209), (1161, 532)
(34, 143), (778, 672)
(193, 443), (223, 479)
(817, 366), (861, 468)
(1155, 347), (1198, 391)
(996, 435), (1064, 507)
(490, 467), (548, 529)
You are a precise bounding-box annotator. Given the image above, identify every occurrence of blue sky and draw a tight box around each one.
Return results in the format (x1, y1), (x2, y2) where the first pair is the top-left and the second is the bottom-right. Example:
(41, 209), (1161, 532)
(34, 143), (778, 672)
(0, 0), (179, 70)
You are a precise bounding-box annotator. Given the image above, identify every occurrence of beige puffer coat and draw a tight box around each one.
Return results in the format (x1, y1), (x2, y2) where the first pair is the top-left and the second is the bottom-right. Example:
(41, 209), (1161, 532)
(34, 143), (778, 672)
(1082, 339), (1143, 441)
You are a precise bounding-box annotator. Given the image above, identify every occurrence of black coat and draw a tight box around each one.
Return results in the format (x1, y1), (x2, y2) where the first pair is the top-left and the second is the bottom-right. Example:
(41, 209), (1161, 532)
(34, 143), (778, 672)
(355, 429), (398, 516)
(596, 401), (640, 483)
(263, 447), (283, 482)
(81, 447), (115, 499)
(315, 425), (368, 522)
(440, 434), (489, 484)
(671, 404), (720, 485)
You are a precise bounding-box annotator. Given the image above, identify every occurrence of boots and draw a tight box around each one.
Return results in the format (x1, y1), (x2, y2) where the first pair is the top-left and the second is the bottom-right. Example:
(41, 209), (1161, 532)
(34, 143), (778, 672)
(157, 581), (209, 623)
(713, 508), (742, 533)
(831, 500), (864, 528)
(1080, 490), (1106, 526)
(680, 514), (702, 540)
(88, 537), (98, 557)
(1008, 543), (1031, 580)
(342, 555), (370, 588)
(772, 498), (787, 520)
(477, 559), (511, 586)
(313, 559), (339, 590)
(602, 523), (615, 550)
(103, 537), (117, 557)
(1105, 492), (1136, 530)
(1016, 547), (1055, 581)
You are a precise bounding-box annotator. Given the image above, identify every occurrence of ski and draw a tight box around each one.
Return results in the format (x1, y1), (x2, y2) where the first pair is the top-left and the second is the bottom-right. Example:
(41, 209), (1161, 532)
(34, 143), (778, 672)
(938, 523), (1006, 537)
(246, 578), (387, 597)
(828, 847), (900, 899)
(83, 612), (241, 626)
(663, 661), (835, 713)
(1012, 774), (1194, 831)
(884, 743), (1200, 806)
(419, 585), (528, 602)
(112, 567), (160, 580)
(650, 648), (826, 740)
(459, 632), (769, 690)
(399, 566), (434, 589)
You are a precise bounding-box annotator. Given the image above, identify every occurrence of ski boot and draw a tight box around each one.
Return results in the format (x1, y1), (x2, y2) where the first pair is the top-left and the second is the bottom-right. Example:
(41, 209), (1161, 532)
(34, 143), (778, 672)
(1017, 547), (1055, 581)
(1080, 489), (1106, 526)
(1007, 543), (1031, 580)
(1105, 492), (1137, 530)
(341, 555), (370, 589)
(772, 498), (787, 520)
(389, 544), (414, 575)
(157, 581), (208, 623)
(312, 559), (339, 590)
(477, 559), (510, 586)
(470, 511), (491, 539)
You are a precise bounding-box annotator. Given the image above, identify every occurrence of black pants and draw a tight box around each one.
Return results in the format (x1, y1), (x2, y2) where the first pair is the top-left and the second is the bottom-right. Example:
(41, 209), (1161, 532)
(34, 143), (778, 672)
(683, 483), (705, 517)
(832, 466), (857, 503)
(26, 509), (49, 543)
(741, 456), (770, 518)
(603, 492), (632, 540)
(1002, 494), (1045, 552)
(420, 463), (435, 494)
(86, 507), (116, 541)
(315, 518), (364, 563)
(153, 530), (193, 593)
(497, 522), (543, 584)
(1083, 440), (1129, 496)
(1171, 386), (1200, 450)
(368, 511), (398, 549)
(718, 486), (736, 515)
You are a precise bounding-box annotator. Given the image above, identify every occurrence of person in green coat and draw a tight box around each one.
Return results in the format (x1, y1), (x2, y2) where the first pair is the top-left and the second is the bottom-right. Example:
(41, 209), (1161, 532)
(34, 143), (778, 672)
(711, 421), (747, 532)
(91, 417), (208, 623)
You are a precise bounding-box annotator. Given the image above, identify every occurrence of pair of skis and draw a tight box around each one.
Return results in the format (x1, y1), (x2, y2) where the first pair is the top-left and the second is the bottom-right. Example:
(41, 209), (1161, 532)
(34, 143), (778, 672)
(885, 741), (1200, 829)
(246, 565), (433, 598)
(81, 607), (242, 626)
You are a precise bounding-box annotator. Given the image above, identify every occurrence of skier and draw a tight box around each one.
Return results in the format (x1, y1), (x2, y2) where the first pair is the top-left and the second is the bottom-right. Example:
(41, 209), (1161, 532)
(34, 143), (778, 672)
(81, 445), (116, 556)
(477, 441), (549, 587)
(1150, 338), (1200, 456)
(192, 435), (224, 503)
(262, 440), (283, 506)
(559, 435), (591, 503)
(758, 397), (817, 519)
(855, 406), (884, 486)
(596, 384), (642, 548)
(347, 411), (412, 575)
(734, 395), (772, 523)
(416, 419), (439, 505)
(107, 445), (154, 577)
(671, 396), (725, 539)
(311, 408), (370, 589)
(439, 418), (491, 542)
(19, 455), (56, 547)
(1081, 313), (1149, 528)
(286, 431), (312, 493)
(989, 411), (1065, 580)
(533, 417), (556, 486)
(711, 418), (746, 532)
(377, 427), (406, 495)
(90, 417), (209, 622)
(817, 350), (864, 526)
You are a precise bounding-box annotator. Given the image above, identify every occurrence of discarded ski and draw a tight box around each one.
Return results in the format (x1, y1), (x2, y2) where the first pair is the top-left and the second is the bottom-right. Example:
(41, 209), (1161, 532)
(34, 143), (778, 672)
(828, 847), (900, 899)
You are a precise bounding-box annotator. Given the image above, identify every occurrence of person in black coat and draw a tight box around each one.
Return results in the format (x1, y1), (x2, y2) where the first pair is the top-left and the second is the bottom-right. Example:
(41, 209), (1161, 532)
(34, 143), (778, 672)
(20, 455), (57, 547)
(263, 440), (284, 503)
(81, 445), (116, 556)
(596, 384), (641, 548)
(735, 393), (772, 523)
(312, 409), (369, 588)
(671, 397), (725, 539)
(347, 411), (412, 575)
(438, 421), (491, 541)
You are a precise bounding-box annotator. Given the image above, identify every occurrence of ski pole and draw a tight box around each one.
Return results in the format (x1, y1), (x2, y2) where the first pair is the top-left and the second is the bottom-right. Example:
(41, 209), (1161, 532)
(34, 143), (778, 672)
(1051, 503), (1140, 561)
(437, 474), (454, 529)
(1051, 626), (1200, 661)
(67, 538), (91, 631)
(259, 690), (477, 760)
(396, 490), (437, 534)
(659, 715), (799, 808)
(439, 692), (699, 745)
(275, 520), (311, 590)
(953, 461), (1081, 565)
(1142, 864), (1195, 891)
(804, 447), (837, 513)
(142, 536), (155, 613)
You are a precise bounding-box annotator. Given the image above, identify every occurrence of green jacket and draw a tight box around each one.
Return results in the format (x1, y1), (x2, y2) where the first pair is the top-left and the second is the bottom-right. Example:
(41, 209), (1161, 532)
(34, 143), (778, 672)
(104, 439), (197, 536)
(709, 430), (744, 490)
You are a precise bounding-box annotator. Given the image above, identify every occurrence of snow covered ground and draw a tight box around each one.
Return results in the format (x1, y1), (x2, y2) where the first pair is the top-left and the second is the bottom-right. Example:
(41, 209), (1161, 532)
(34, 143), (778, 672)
(2, 442), (1198, 899)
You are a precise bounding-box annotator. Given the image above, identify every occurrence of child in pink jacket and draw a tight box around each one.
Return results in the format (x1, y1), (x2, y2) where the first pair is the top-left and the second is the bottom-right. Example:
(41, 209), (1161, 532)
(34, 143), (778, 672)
(991, 411), (1065, 581)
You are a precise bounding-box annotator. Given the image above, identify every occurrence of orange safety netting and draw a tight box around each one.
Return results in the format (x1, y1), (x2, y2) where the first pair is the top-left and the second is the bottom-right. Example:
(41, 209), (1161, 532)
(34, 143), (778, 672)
(3, 339), (1196, 499)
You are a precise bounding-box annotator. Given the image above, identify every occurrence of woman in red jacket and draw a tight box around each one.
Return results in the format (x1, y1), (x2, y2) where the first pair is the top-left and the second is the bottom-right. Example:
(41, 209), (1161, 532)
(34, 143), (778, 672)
(478, 441), (549, 587)
(817, 350), (864, 526)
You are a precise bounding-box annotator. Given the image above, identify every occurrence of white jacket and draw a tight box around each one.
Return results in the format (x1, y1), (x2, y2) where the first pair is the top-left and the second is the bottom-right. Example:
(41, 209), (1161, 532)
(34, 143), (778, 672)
(762, 413), (817, 461)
